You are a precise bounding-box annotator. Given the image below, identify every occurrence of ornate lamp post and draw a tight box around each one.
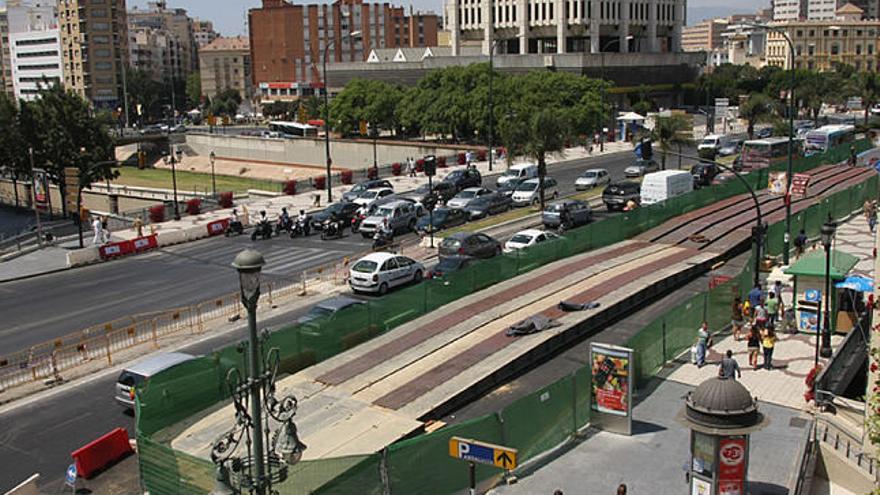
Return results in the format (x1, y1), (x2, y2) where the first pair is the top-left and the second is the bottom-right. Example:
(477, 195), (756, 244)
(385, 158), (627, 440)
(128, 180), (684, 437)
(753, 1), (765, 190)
(321, 29), (362, 203)
(820, 221), (836, 358)
(211, 249), (306, 494)
(210, 150), (217, 197)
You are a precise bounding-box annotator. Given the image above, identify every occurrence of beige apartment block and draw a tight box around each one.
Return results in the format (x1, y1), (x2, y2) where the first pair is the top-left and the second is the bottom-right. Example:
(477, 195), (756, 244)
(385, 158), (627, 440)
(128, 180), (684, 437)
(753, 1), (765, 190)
(198, 36), (251, 101)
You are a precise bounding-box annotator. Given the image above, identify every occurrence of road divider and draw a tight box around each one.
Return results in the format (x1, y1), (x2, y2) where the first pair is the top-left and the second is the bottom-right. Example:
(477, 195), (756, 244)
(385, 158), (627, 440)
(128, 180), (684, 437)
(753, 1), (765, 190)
(71, 427), (134, 479)
(206, 218), (230, 236)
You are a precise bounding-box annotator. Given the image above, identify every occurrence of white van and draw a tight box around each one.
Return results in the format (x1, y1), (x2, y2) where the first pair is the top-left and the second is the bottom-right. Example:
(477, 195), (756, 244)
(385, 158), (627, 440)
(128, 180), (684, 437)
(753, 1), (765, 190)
(496, 163), (538, 187)
(697, 134), (730, 155)
(115, 352), (196, 409)
(640, 170), (693, 205)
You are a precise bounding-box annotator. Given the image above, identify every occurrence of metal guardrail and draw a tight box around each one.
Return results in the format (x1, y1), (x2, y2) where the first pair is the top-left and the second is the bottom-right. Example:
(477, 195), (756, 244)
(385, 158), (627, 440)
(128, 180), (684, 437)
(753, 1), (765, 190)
(817, 418), (879, 484)
(790, 419), (818, 495)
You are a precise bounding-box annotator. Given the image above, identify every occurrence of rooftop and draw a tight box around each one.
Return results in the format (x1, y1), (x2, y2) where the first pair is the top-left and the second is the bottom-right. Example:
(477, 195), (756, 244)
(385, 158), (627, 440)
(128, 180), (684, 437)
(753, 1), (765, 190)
(200, 35), (249, 53)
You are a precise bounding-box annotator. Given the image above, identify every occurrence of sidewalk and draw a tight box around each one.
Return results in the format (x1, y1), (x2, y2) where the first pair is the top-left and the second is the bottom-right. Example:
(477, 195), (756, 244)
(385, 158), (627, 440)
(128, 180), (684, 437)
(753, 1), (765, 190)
(0, 141), (633, 282)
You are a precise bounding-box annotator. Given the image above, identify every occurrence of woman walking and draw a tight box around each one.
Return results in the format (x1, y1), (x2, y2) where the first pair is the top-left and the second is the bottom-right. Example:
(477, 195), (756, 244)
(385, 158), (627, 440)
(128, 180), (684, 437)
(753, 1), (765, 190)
(747, 326), (761, 369)
(731, 296), (744, 341)
(761, 325), (777, 370)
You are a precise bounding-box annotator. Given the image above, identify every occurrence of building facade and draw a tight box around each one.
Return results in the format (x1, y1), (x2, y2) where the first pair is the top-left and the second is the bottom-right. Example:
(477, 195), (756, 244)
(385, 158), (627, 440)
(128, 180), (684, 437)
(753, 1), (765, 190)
(445, 0), (686, 56)
(128, 1), (197, 78)
(193, 18), (218, 47)
(774, 0), (879, 21)
(248, 0), (439, 95)
(6, 1), (62, 101)
(198, 36), (251, 101)
(128, 25), (182, 82)
(765, 18), (880, 71)
(0, 8), (15, 97)
(58, 0), (129, 108)
(681, 18), (728, 52)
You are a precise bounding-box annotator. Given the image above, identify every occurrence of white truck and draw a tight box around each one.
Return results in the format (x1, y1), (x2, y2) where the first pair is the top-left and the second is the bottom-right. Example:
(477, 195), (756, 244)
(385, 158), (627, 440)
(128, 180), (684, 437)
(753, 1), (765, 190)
(640, 170), (694, 206)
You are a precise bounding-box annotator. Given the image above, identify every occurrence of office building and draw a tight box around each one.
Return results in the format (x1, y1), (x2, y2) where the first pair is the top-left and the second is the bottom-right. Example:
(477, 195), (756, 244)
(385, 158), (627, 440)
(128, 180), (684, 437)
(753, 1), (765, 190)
(7, 1), (62, 101)
(681, 18), (729, 52)
(444, 0), (685, 55)
(198, 36), (251, 101)
(248, 0), (439, 94)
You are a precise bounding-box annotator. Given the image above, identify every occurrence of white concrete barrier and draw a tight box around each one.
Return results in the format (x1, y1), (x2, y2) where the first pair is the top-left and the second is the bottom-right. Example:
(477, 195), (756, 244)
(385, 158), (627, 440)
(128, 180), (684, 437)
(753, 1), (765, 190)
(156, 229), (187, 246)
(184, 225), (208, 241)
(66, 247), (100, 267)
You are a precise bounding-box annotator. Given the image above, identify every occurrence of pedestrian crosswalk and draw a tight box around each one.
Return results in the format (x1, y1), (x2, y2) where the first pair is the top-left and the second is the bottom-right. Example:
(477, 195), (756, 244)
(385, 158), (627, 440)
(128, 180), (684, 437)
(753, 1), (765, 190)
(157, 237), (352, 279)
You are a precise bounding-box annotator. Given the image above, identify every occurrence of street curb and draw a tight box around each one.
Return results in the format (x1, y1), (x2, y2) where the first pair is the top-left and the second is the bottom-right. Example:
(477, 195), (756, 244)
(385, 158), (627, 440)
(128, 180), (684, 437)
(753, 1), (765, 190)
(0, 264), (73, 284)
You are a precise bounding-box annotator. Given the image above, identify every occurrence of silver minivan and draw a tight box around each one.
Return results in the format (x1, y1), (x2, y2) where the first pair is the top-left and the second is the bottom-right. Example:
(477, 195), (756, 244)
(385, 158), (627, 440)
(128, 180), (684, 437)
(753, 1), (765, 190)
(115, 352), (196, 409)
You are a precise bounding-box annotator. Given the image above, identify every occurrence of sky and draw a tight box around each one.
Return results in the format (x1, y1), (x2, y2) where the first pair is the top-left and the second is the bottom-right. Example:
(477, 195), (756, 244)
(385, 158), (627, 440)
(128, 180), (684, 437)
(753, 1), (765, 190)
(3, 0), (771, 37)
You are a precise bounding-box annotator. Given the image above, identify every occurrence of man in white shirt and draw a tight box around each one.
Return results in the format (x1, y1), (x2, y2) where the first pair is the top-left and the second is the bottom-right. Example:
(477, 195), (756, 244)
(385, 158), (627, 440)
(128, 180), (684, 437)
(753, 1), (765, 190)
(92, 216), (103, 246)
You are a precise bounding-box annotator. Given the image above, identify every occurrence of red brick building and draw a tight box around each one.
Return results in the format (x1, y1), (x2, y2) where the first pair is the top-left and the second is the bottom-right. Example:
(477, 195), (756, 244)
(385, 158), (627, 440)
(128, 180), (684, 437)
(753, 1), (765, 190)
(249, 0), (438, 101)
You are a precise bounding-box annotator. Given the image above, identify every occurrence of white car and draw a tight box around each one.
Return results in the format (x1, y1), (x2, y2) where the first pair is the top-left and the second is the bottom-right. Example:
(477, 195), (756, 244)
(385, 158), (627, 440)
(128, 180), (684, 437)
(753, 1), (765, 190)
(511, 178), (559, 206)
(624, 159), (659, 178)
(446, 187), (494, 209)
(349, 252), (425, 295)
(575, 169), (610, 190)
(504, 229), (559, 252)
(352, 187), (395, 208)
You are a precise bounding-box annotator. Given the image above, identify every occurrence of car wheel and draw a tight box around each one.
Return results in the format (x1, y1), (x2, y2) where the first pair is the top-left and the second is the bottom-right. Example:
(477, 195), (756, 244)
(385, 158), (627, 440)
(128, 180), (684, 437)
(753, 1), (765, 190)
(495, 245), (502, 256)
(378, 282), (389, 295)
(409, 219), (416, 231)
(531, 198), (539, 206)
(412, 270), (423, 283)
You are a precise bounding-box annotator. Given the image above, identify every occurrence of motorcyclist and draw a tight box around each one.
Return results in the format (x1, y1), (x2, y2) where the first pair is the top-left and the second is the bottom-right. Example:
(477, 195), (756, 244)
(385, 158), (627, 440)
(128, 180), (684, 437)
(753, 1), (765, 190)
(277, 207), (291, 233)
(294, 209), (309, 236)
(373, 218), (393, 247)
(258, 210), (270, 232)
(227, 208), (243, 235)
(297, 209), (308, 224)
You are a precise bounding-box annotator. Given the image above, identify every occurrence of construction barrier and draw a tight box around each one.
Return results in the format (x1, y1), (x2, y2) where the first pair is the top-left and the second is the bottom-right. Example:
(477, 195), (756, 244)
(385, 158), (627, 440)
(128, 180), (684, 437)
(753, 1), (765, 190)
(131, 234), (158, 253)
(206, 218), (230, 236)
(98, 240), (133, 259)
(71, 427), (134, 479)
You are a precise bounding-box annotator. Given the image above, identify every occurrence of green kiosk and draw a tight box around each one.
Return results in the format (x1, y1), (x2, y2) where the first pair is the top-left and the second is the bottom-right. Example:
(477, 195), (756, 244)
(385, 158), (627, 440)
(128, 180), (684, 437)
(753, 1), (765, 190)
(784, 249), (860, 334)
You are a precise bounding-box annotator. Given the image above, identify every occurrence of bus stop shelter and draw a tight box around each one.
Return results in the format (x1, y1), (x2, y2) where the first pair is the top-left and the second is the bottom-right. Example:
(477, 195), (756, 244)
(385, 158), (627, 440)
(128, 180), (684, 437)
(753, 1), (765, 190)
(784, 249), (860, 334)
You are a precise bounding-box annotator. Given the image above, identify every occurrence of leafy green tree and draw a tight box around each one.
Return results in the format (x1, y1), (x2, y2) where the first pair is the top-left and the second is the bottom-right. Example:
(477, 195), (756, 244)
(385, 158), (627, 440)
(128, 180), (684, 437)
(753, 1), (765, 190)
(19, 85), (116, 218)
(848, 71), (880, 124)
(301, 96), (322, 120)
(0, 93), (28, 207)
(186, 72), (202, 109)
(126, 68), (163, 124)
(525, 108), (572, 211)
(329, 79), (402, 136)
(210, 89), (242, 116)
(262, 101), (298, 120)
(739, 93), (778, 139)
(647, 114), (692, 170)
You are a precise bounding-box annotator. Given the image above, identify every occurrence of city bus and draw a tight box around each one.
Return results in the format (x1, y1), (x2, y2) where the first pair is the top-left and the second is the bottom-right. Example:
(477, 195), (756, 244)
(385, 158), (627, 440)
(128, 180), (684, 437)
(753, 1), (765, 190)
(804, 125), (855, 155)
(268, 121), (319, 138)
(740, 137), (802, 170)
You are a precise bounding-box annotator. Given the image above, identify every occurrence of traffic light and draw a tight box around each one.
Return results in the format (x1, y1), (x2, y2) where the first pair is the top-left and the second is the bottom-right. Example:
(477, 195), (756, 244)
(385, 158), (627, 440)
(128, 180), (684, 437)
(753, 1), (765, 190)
(423, 155), (437, 177)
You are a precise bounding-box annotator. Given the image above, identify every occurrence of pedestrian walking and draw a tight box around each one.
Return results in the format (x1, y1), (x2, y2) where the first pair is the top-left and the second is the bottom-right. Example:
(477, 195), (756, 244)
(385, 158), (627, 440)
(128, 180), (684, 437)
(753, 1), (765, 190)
(772, 279), (784, 302)
(870, 202), (877, 233)
(133, 216), (144, 238)
(694, 321), (712, 368)
(766, 292), (779, 327)
(761, 324), (777, 370)
(101, 215), (111, 243)
(747, 283), (763, 309)
(747, 326), (761, 368)
(407, 157), (416, 178)
(753, 299), (767, 329)
(731, 296), (744, 341)
(91, 215), (103, 246)
(718, 350), (742, 380)
(794, 229), (808, 259)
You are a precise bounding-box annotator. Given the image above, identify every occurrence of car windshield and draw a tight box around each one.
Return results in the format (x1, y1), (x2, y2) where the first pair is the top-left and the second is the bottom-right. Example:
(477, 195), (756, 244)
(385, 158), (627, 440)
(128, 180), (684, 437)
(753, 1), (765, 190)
(377, 206), (394, 217)
(415, 184), (431, 194)
(515, 182), (538, 192)
(352, 260), (378, 273)
(582, 171), (598, 178)
(326, 203), (344, 214)
(701, 138), (716, 146)
(545, 204), (564, 213)
(441, 238), (461, 249)
(304, 306), (333, 320)
(469, 198), (489, 207)
(509, 234), (533, 244)
(502, 169), (521, 177)
(457, 190), (477, 198)
(351, 183), (367, 192)
(360, 190), (379, 199)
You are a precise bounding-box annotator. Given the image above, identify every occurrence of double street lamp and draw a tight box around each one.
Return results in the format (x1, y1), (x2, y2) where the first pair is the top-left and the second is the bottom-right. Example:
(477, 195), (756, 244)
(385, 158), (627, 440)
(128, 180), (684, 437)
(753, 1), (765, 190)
(212, 249), (306, 495)
(322, 29), (362, 203)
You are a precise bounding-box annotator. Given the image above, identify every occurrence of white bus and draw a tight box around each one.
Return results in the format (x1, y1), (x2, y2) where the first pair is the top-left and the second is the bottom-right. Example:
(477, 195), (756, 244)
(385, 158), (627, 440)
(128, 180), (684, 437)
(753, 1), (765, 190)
(804, 125), (855, 155)
(268, 121), (319, 138)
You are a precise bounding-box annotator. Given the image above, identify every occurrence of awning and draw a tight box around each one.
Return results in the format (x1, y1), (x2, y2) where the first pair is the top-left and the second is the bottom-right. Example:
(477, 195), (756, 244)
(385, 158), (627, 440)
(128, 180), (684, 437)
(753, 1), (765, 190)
(835, 275), (873, 292)
(783, 249), (860, 279)
(617, 112), (646, 121)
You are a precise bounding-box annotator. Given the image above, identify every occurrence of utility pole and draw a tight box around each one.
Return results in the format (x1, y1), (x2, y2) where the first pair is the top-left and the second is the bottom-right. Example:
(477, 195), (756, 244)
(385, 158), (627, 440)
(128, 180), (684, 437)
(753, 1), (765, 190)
(28, 147), (43, 247)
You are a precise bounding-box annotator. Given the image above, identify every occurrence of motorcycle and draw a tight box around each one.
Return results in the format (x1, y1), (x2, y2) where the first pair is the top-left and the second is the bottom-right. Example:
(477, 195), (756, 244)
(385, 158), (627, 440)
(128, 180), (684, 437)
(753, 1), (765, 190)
(251, 219), (273, 241)
(351, 214), (364, 234)
(275, 216), (293, 235)
(372, 229), (394, 251)
(225, 220), (244, 237)
(321, 219), (344, 240)
(290, 217), (311, 238)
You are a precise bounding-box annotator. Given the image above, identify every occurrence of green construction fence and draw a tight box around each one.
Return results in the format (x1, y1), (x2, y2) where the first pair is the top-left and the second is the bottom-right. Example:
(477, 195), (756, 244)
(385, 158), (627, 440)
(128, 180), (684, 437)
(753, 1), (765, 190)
(136, 139), (875, 494)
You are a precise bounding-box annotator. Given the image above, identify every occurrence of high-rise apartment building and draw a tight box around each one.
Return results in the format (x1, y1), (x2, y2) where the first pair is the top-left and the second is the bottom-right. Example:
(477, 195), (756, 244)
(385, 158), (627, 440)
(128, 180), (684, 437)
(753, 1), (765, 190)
(7, 1), (62, 101)
(248, 0), (439, 93)
(0, 8), (13, 97)
(445, 0), (685, 55)
(129, 25), (181, 82)
(128, 1), (197, 78)
(58, 0), (129, 109)
(198, 36), (251, 101)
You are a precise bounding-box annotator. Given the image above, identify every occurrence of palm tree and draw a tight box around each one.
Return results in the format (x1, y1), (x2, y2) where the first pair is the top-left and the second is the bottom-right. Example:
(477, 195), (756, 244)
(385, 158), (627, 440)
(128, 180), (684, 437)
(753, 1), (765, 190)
(849, 71), (880, 125)
(739, 93), (778, 139)
(649, 114), (692, 170)
(523, 108), (571, 211)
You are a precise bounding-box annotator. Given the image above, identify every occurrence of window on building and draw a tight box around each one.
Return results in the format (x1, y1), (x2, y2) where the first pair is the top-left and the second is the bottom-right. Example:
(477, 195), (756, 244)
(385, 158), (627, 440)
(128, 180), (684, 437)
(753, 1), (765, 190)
(808, 60), (815, 70)
(823, 30), (829, 36)
(857, 30), (863, 36)
(92, 22), (109, 31)
(796, 45), (802, 56)
(857, 44), (862, 54)
(831, 43), (840, 55)
(842, 30), (848, 37)
(95, 61), (112, 70)
(91, 8), (107, 17)
(870, 44), (875, 54)
(808, 45), (815, 56)
(796, 30), (803, 37)
(809, 29), (815, 37)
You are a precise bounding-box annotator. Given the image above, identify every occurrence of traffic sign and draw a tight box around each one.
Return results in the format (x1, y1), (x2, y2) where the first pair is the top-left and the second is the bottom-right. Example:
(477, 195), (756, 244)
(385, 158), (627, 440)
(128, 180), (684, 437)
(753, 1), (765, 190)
(65, 463), (77, 487)
(448, 437), (517, 470)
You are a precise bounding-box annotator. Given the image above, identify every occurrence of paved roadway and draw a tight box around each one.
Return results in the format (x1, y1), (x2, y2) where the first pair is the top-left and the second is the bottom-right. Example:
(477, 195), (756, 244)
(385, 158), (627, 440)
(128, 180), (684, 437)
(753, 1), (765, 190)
(2, 148), (702, 356)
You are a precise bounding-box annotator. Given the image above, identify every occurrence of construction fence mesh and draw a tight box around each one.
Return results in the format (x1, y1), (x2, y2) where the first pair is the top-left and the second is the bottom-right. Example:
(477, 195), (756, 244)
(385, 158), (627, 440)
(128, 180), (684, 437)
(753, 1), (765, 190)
(136, 140), (876, 494)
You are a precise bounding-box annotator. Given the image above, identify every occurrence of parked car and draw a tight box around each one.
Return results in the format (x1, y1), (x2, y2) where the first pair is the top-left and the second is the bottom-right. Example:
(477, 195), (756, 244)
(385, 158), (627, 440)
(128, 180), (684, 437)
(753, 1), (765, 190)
(624, 158), (659, 178)
(602, 182), (641, 211)
(640, 170), (694, 206)
(446, 187), (494, 209)
(697, 134), (731, 158)
(755, 127), (773, 138)
(496, 177), (525, 197)
(358, 200), (419, 238)
(439, 232), (502, 259)
(343, 179), (394, 202)
(511, 177), (559, 207)
(574, 168), (611, 190)
(349, 252), (425, 295)
(352, 187), (395, 208)
(717, 139), (743, 157)
(115, 352), (196, 409)
(463, 193), (513, 220)
(691, 162), (719, 189)
(415, 207), (468, 234)
(504, 229), (560, 252)
(310, 201), (361, 231)
(297, 296), (366, 325)
(442, 168), (482, 192)
(495, 163), (538, 188)
(403, 182), (455, 208)
(428, 255), (476, 279)
(542, 200), (592, 229)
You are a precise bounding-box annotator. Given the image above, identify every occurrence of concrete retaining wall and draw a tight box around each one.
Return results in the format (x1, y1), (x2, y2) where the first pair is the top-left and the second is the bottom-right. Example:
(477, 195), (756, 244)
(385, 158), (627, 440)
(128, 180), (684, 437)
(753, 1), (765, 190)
(0, 179), (161, 215)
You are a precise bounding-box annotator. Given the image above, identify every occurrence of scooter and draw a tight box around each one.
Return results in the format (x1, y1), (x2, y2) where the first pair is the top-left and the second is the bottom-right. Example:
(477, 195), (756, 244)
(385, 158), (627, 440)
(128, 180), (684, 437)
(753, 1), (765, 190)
(225, 220), (244, 237)
(275, 216), (293, 235)
(290, 217), (311, 238)
(321, 219), (344, 240)
(251, 219), (273, 241)
(372, 229), (394, 251)
(351, 214), (364, 234)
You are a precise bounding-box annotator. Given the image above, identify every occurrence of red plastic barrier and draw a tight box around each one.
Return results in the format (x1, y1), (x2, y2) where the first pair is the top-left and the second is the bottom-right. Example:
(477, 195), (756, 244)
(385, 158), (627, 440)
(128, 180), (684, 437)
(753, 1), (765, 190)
(71, 428), (134, 479)
(98, 240), (133, 259)
(207, 218), (230, 236)
(131, 234), (158, 253)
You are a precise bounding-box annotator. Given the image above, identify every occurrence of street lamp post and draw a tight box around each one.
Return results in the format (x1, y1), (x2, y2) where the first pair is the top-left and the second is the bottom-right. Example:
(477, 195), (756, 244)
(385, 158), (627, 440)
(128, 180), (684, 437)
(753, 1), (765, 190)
(599, 36), (633, 152)
(210, 151), (217, 197)
(212, 249), (306, 495)
(742, 22), (796, 266)
(820, 221), (836, 358)
(322, 30), (362, 203)
(166, 145), (181, 221)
